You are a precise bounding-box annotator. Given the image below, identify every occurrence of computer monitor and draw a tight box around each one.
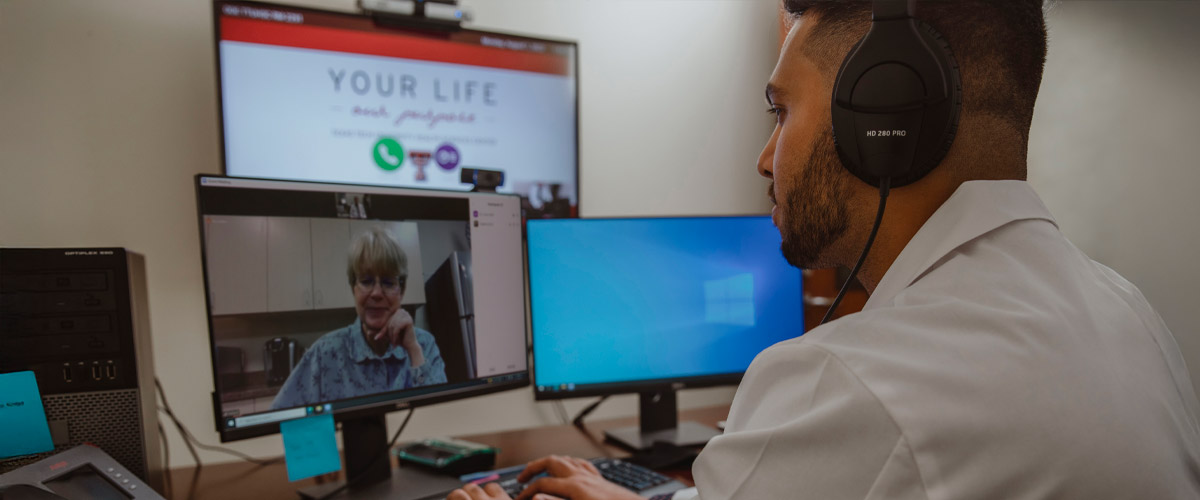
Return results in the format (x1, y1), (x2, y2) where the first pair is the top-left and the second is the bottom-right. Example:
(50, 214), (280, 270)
(195, 175), (527, 494)
(526, 216), (803, 450)
(214, 1), (579, 219)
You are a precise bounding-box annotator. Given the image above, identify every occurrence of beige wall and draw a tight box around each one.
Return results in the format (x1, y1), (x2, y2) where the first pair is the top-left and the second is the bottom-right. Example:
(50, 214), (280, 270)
(4, 0), (1197, 472)
(1028, 1), (1200, 397)
(0, 0), (779, 468)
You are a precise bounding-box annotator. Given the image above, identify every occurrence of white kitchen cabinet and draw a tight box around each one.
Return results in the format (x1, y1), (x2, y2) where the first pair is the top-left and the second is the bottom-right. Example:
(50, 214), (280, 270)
(204, 217), (424, 315)
(204, 215), (268, 315)
(310, 218), (355, 309)
(266, 217), (313, 312)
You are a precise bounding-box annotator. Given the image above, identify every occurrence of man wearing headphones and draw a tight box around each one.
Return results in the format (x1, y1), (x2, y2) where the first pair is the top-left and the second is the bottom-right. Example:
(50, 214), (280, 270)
(450, 1), (1200, 499)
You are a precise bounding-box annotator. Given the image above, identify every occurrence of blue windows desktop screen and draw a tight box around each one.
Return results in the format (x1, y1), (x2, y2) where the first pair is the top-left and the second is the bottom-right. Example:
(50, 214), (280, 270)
(527, 216), (804, 390)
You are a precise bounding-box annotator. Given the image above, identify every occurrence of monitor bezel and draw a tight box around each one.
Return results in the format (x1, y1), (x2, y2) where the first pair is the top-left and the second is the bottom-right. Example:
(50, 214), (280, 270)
(525, 215), (802, 402)
(210, 0), (582, 215)
(195, 174), (531, 442)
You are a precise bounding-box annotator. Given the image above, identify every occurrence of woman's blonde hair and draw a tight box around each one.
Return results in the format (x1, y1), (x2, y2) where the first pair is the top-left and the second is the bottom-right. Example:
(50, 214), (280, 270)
(346, 227), (408, 290)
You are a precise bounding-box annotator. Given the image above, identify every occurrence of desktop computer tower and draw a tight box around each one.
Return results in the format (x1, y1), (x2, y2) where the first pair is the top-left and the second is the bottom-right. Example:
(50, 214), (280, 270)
(0, 248), (164, 492)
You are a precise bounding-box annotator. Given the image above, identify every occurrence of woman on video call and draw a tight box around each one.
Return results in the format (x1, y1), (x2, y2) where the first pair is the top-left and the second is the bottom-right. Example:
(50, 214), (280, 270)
(271, 227), (447, 410)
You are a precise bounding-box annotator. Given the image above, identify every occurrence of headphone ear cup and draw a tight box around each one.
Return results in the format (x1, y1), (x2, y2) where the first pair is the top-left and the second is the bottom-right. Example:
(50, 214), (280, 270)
(830, 18), (964, 189)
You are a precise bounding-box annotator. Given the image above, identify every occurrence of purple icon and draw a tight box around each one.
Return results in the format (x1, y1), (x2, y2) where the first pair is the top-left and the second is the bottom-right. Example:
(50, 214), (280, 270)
(435, 143), (460, 171)
(473, 210), (479, 217)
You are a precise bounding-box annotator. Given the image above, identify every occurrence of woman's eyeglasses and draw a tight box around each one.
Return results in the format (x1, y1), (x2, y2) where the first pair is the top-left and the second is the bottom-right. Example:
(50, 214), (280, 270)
(355, 275), (405, 294)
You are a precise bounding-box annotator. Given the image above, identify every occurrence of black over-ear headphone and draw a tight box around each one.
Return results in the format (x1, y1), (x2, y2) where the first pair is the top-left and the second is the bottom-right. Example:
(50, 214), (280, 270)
(819, 0), (962, 324)
(832, 0), (962, 189)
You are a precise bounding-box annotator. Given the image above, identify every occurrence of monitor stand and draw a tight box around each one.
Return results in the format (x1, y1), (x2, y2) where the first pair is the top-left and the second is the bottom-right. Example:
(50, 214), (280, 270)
(297, 414), (461, 500)
(603, 390), (722, 451)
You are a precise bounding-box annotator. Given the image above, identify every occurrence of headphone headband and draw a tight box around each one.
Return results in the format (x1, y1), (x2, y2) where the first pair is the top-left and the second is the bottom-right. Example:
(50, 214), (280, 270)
(871, 0), (914, 21)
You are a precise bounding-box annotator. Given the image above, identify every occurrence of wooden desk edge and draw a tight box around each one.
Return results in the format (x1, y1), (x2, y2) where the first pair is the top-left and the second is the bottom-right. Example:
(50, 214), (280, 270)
(166, 405), (729, 499)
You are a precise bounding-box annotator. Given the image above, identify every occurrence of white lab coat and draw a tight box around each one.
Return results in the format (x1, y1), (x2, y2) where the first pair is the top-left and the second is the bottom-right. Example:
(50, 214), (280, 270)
(677, 180), (1200, 499)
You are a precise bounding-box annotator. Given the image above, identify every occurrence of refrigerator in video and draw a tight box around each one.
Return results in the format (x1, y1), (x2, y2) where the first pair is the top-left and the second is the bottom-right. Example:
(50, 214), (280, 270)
(424, 251), (475, 383)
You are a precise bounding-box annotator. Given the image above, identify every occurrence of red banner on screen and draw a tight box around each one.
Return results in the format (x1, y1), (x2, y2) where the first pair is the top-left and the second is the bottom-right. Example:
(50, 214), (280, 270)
(220, 16), (571, 76)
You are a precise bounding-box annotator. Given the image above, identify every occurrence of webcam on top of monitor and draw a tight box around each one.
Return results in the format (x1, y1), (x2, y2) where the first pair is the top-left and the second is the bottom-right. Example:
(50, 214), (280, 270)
(461, 168), (505, 193)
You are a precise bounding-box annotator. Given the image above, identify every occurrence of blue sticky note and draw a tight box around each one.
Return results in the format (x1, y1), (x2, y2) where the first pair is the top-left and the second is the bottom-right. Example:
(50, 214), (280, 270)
(0, 371), (54, 459)
(280, 414), (341, 482)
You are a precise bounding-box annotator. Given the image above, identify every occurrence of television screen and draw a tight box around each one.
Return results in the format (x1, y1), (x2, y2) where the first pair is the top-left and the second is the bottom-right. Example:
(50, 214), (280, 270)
(214, 1), (578, 218)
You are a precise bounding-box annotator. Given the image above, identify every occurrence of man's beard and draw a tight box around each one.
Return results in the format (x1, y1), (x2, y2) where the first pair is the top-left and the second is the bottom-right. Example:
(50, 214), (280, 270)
(777, 132), (850, 269)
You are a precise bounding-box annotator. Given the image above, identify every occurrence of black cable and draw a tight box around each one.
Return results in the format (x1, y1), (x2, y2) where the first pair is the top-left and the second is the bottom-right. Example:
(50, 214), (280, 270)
(572, 395), (609, 428)
(155, 377), (282, 467)
(555, 400), (570, 424)
(155, 379), (201, 500)
(186, 465), (201, 500)
(160, 405), (282, 466)
(158, 421), (172, 499)
(820, 177), (891, 325)
(155, 379), (202, 467)
(314, 407), (415, 500)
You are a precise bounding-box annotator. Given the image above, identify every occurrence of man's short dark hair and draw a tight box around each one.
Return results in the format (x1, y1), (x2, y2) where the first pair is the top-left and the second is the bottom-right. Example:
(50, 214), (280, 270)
(784, 0), (1048, 136)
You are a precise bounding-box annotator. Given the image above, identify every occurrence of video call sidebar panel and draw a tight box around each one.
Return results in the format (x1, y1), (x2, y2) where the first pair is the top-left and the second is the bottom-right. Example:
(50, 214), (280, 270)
(467, 196), (527, 377)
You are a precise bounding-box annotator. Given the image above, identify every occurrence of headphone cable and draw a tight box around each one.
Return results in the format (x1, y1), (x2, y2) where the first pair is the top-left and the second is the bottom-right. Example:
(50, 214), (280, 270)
(820, 177), (891, 325)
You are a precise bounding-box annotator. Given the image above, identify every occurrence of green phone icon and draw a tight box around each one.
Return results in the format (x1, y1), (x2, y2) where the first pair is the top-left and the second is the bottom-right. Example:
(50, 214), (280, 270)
(373, 137), (404, 171)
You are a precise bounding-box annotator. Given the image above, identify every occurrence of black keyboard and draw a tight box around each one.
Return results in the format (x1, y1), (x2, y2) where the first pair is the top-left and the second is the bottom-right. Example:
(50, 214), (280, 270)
(594, 458), (675, 492)
(480, 458), (674, 498)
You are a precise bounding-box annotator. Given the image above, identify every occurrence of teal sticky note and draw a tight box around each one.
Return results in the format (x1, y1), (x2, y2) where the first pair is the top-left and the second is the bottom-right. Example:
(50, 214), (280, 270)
(280, 414), (341, 482)
(0, 371), (54, 459)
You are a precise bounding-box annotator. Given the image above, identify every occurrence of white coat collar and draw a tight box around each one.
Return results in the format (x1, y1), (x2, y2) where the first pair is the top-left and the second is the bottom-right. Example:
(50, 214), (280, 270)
(862, 180), (1057, 311)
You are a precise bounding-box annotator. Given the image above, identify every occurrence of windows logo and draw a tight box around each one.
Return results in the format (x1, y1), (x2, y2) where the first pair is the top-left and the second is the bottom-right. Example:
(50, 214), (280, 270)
(704, 273), (755, 326)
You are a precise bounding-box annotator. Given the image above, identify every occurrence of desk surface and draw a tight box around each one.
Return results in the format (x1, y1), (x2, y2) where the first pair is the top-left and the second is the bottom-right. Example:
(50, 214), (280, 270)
(166, 405), (728, 500)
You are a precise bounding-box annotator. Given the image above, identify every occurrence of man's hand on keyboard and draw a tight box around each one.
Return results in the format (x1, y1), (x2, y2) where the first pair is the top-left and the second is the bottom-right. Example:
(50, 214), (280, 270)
(512, 455), (643, 500)
(447, 482), (511, 500)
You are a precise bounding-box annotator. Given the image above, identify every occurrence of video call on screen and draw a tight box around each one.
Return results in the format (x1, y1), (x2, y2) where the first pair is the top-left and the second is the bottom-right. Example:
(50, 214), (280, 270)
(197, 179), (526, 422)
